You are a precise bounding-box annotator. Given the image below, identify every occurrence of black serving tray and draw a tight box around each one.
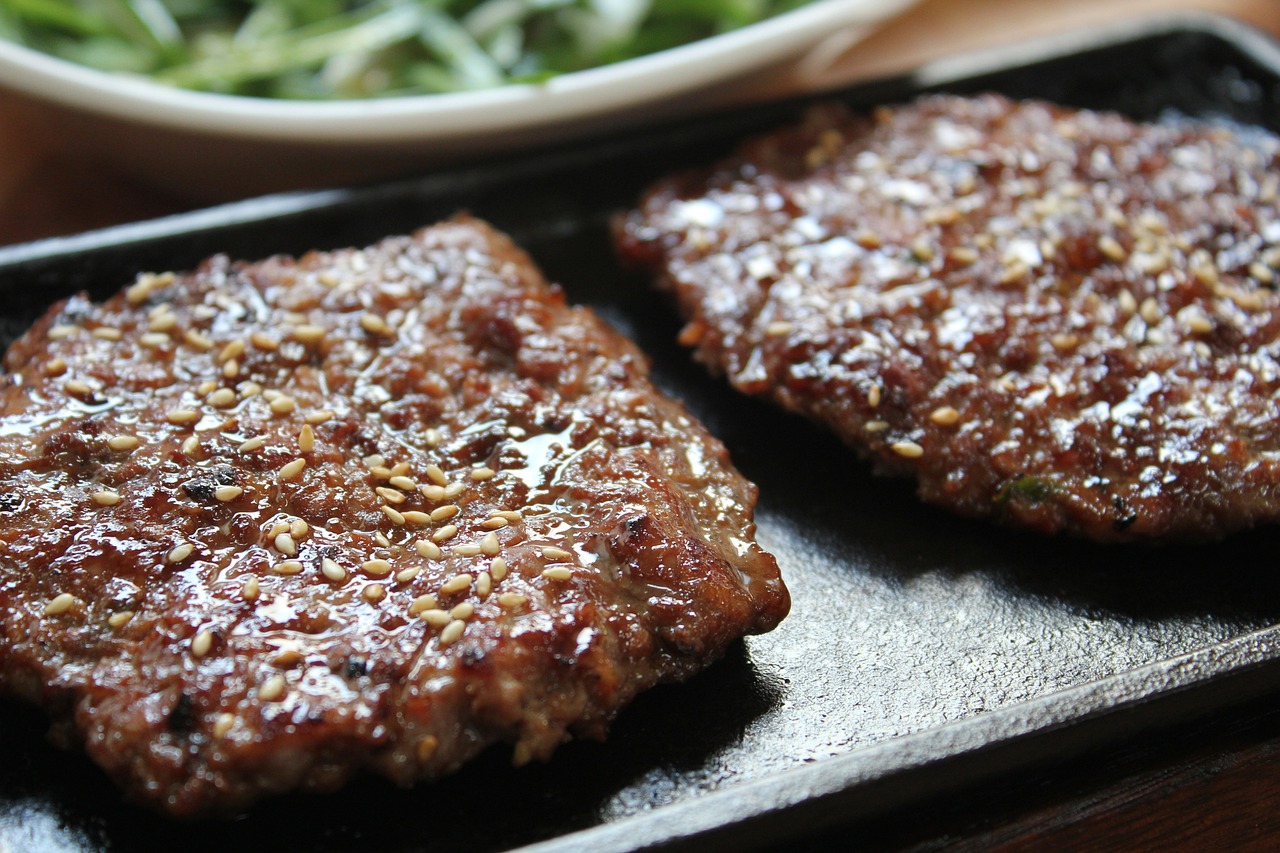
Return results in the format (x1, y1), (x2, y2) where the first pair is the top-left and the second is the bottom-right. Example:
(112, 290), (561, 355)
(3, 13), (1280, 853)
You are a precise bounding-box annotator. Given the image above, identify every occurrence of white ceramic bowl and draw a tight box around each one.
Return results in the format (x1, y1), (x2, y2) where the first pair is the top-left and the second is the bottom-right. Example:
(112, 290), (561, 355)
(0, 0), (914, 199)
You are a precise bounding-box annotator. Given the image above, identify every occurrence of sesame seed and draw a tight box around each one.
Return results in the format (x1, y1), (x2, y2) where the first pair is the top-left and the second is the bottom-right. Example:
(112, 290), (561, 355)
(1183, 312), (1214, 334)
(374, 486), (405, 504)
(108, 435), (140, 451)
(415, 539), (442, 560)
(430, 504), (459, 522)
(148, 313), (176, 333)
(298, 425), (315, 454)
(1098, 235), (1126, 262)
(48, 324), (77, 340)
(269, 395), (297, 415)
(92, 490), (121, 506)
(439, 620), (465, 646)
(184, 329), (214, 351)
(310, 559), (343, 586)
(215, 485), (244, 502)
(250, 332), (278, 351)
(541, 547), (572, 561)
(420, 485), (446, 502)
(490, 557), (508, 581)
(494, 510), (523, 521)
(272, 560), (304, 575)
(867, 384), (881, 407)
(865, 420), (889, 432)
(481, 517), (509, 530)
(92, 326), (122, 341)
(470, 467), (495, 481)
(402, 511), (431, 525)
(425, 465), (448, 486)
(950, 247), (979, 265)
(854, 229), (882, 249)
(139, 332), (169, 348)
(125, 271), (173, 305)
(408, 594), (437, 616)
(443, 482), (465, 499)
(292, 325), (326, 345)
(369, 465), (393, 479)
(218, 340), (246, 363)
(191, 630), (214, 658)
(44, 357), (67, 376)
(290, 518), (308, 538)
(196, 380), (218, 395)
(168, 543), (194, 563)
(238, 381), (262, 399)
(278, 458), (306, 481)
(364, 454), (386, 468)
(63, 379), (91, 396)
(541, 566), (573, 580)
(305, 410), (335, 425)
(998, 262), (1029, 284)
(268, 521), (290, 538)
(389, 475), (416, 490)
(453, 544), (482, 557)
(892, 441), (924, 459)
(212, 713), (236, 738)
(359, 312), (391, 335)
(910, 237), (935, 263)
(440, 573), (473, 595)
(376, 532), (393, 549)
(107, 610), (134, 629)
(166, 409), (200, 425)
(432, 524), (458, 543)
(238, 437), (265, 453)
(480, 532), (500, 556)
(1251, 262), (1274, 285)
(450, 602), (474, 620)
(241, 577), (260, 601)
(765, 321), (793, 337)
(258, 674), (287, 702)
(223, 358), (240, 380)
(476, 571), (492, 598)
(498, 592), (527, 608)
(361, 559), (393, 578)
(274, 533), (297, 556)
(1140, 297), (1161, 325)
(362, 584), (386, 604)
(208, 388), (237, 408)
(383, 506), (406, 525)
(424, 428), (442, 447)
(395, 566), (420, 583)
(930, 406), (960, 426)
(44, 593), (75, 616)
(420, 609), (451, 627)
(1051, 334), (1079, 351)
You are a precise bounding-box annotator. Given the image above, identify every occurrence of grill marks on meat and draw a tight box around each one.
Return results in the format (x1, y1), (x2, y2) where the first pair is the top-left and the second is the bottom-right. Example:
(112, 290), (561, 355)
(0, 217), (787, 815)
(616, 93), (1280, 541)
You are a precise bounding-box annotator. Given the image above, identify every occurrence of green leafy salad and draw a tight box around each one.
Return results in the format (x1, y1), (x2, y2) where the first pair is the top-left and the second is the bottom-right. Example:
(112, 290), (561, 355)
(0, 0), (809, 98)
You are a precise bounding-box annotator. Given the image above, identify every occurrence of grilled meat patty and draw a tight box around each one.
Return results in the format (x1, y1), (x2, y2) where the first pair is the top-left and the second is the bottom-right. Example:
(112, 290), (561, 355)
(0, 216), (788, 816)
(616, 93), (1280, 541)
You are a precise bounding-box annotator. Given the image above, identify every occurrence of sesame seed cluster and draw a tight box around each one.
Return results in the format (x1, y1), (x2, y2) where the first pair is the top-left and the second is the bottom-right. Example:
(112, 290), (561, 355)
(618, 93), (1280, 540)
(0, 216), (787, 815)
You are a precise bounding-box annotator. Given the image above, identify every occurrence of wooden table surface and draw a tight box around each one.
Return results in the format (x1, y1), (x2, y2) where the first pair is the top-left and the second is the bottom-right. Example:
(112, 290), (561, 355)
(2, 1), (1280, 851)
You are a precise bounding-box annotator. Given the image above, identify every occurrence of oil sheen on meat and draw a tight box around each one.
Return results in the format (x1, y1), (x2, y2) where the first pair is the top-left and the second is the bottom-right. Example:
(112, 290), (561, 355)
(0, 216), (788, 815)
(616, 93), (1280, 541)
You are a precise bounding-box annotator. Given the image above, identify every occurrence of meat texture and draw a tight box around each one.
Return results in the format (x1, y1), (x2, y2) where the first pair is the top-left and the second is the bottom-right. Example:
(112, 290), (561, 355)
(0, 216), (788, 815)
(616, 93), (1280, 541)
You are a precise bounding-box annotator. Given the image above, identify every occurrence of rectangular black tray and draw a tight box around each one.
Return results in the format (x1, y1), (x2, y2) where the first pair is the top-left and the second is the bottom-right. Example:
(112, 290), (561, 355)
(3, 13), (1280, 852)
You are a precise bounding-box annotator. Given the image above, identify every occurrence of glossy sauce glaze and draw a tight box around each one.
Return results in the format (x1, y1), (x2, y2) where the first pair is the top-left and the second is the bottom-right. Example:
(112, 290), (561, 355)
(0, 216), (787, 815)
(617, 94), (1280, 541)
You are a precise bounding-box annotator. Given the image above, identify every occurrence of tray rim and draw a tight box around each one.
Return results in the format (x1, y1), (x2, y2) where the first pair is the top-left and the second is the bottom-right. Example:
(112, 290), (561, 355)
(0, 11), (1278, 852)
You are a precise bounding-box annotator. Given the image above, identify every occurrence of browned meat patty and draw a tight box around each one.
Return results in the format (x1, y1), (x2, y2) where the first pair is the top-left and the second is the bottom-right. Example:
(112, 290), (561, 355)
(0, 216), (788, 816)
(616, 93), (1280, 542)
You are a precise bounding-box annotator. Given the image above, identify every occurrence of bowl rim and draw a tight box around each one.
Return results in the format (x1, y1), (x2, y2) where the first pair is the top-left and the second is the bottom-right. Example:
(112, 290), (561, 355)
(0, 0), (914, 141)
